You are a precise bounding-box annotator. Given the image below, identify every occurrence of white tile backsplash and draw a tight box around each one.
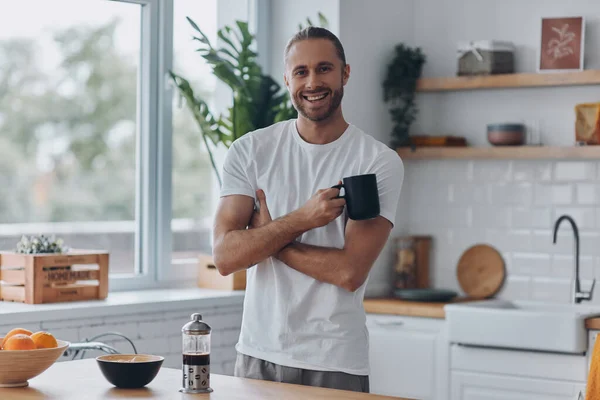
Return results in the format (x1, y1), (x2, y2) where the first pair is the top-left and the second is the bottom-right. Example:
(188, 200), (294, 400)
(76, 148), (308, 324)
(511, 207), (551, 229)
(576, 183), (600, 205)
(512, 161), (552, 182)
(472, 207), (511, 228)
(512, 253), (551, 276)
(531, 278), (572, 303)
(554, 162), (596, 182)
(534, 184), (573, 206)
(489, 183), (533, 206)
(496, 276), (531, 301)
(449, 183), (489, 205)
(404, 159), (600, 304)
(437, 161), (474, 182)
(473, 161), (512, 182)
(552, 255), (595, 281)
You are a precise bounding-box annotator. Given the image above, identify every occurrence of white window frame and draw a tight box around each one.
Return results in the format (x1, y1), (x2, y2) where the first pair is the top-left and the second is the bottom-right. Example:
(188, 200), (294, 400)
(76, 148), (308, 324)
(109, 0), (166, 291)
(108, 0), (258, 291)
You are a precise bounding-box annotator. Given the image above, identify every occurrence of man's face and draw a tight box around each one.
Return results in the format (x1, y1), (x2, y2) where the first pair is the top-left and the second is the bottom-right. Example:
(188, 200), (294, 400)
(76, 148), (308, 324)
(284, 39), (350, 122)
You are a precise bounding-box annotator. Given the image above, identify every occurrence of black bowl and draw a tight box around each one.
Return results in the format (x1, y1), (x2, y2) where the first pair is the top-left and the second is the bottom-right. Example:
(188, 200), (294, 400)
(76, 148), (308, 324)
(96, 354), (164, 388)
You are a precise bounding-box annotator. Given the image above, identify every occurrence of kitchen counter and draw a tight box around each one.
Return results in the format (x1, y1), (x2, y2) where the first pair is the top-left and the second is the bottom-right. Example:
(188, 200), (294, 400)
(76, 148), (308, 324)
(585, 318), (600, 330)
(0, 359), (411, 399)
(364, 297), (471, 319)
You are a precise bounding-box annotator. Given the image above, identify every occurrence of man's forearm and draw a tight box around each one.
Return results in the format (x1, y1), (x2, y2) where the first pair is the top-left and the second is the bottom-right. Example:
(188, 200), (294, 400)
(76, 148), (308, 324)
(276, 242), (362, 292)
(213, 212), (311, 275)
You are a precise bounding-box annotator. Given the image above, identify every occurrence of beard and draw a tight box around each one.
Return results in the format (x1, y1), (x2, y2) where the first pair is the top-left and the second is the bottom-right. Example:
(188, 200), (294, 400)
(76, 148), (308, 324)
(292, 85), (344, 122)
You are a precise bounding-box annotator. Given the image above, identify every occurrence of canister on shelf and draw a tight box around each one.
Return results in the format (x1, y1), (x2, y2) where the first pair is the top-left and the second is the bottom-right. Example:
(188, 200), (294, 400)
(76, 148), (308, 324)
(394, 236), (432, 290)
(457, 40), (515, 76)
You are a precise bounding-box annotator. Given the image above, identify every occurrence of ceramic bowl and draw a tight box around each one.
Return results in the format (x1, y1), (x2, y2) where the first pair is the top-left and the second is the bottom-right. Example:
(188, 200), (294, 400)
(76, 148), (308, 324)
(487, 123), (526, 146)
(96, 354), (164, 388)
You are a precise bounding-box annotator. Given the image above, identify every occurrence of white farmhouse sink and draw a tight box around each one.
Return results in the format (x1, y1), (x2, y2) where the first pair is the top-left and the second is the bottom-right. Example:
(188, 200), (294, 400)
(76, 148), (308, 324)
(445, 299), (600, 354)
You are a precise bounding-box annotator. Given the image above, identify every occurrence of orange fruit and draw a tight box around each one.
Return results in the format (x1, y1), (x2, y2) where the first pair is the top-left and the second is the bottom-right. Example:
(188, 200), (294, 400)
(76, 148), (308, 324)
(1, 328), (32, 349)
(31, 331), (58, 349)
(3, 334), (36, 350)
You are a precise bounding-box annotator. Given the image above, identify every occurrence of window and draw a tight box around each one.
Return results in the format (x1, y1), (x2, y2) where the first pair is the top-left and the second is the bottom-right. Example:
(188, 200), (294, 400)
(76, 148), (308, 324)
(170, 0), (219, 277)
(0, 0), (141, 277)
(0, 0), (252, 291)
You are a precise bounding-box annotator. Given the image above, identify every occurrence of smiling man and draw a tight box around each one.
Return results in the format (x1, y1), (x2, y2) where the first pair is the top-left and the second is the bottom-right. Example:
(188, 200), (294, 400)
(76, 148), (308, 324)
(212, 27), (404, 393)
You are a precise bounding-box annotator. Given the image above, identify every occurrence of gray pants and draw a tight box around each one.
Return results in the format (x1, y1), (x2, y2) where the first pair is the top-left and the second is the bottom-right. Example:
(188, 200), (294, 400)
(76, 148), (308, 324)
(234, 353), (370, 393)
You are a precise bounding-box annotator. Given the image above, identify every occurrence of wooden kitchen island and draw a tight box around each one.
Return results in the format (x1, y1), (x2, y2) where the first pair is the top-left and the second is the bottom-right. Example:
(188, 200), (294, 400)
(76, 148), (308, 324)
(0, 359), (411, 399)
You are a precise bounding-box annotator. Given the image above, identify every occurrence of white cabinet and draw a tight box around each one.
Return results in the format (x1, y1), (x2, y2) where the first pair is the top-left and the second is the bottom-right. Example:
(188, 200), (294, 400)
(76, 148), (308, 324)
(450, 344), (586, 400)
(452, 371), (585, 400)
(367, 314), (448, 400)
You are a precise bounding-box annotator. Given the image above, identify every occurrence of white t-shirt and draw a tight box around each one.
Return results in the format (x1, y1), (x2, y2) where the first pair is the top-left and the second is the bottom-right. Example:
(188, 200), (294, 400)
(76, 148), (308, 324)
(220, 119), (404, 375)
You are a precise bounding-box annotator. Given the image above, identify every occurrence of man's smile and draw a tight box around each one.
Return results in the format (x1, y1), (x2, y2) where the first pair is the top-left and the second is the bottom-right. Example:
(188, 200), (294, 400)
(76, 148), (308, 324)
(302, 91), (330, 104)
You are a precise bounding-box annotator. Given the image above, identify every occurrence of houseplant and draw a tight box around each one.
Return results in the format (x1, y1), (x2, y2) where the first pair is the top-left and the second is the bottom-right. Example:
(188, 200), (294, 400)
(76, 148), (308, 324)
(382, 44), (426, 148)
(169, 13), (328, 186)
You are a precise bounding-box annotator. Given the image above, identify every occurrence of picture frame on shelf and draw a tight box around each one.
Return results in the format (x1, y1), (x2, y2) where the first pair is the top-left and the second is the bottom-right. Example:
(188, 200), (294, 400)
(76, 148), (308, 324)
(538, 16), (585, 72)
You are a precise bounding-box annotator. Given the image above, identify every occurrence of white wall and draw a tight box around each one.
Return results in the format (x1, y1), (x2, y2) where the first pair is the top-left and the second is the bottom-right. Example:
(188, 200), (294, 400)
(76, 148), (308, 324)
(339, 0), (415, 296)
(269, 0), (340, 89)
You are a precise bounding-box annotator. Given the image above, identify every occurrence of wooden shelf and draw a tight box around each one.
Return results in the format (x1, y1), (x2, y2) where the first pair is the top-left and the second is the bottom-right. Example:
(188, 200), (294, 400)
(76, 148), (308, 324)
(396, 146), (600, 160)
(416, 70), (600, 92)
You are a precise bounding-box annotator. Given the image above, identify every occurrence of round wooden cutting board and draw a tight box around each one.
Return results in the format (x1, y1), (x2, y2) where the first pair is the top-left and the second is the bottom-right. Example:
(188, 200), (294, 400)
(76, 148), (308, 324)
(457, 244), (506, 299)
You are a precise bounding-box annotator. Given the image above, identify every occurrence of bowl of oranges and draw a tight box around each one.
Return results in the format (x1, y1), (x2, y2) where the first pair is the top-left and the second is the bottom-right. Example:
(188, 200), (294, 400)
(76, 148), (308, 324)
(0, 328), (69, 388)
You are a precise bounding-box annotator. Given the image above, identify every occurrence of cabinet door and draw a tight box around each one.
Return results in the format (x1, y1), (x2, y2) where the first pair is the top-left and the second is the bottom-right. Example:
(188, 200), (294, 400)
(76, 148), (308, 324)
(367, 314), (445, 400)
(451, 371), (585, 400)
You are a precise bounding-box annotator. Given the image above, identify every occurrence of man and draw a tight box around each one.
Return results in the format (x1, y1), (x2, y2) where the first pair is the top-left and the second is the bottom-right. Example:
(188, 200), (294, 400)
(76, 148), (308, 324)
(212, 27), (404, 393)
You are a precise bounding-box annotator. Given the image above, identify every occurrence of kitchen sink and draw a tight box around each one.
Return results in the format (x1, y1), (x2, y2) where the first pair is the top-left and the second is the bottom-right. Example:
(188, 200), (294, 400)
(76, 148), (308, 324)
(445, 299), (600, 354)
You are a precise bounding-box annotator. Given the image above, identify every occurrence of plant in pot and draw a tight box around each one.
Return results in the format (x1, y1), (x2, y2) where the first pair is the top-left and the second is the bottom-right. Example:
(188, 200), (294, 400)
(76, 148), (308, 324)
(169, 13), (328, 187)
(382, 44), (426, 149)
(169, 13), (328, 290)
(14, 234), (71, 275)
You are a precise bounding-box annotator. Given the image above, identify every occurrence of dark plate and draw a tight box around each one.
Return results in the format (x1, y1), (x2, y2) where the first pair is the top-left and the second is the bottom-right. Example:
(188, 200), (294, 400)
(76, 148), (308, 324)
(393, 288), (458, 302)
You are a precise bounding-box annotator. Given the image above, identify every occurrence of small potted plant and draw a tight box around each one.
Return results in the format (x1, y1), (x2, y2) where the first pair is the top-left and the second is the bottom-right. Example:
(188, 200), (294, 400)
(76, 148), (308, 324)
(383, 44), (426, 149)
(15, 234), (69, 255)
(1, 235), (109, 304)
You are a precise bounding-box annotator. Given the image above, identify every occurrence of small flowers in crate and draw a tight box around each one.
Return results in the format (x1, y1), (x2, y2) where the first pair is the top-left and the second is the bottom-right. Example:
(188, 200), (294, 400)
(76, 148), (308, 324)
(15, 234), (70, 254)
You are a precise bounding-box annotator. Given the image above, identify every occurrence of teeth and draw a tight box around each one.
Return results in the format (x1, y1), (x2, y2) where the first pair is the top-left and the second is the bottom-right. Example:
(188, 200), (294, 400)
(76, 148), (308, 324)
(306, 93), (327, 101)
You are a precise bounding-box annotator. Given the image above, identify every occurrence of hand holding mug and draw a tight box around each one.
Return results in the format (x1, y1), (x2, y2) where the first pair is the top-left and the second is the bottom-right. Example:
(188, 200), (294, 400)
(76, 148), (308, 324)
(297, 186), (346, 229)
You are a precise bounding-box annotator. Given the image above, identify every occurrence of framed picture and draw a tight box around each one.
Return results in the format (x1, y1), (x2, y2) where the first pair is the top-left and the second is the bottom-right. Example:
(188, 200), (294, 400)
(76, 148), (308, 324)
(538, 16), (585, 72)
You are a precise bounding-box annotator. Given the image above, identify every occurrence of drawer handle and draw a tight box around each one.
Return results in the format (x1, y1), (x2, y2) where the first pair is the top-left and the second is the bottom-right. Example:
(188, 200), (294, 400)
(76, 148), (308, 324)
(374, 320), (404, 327)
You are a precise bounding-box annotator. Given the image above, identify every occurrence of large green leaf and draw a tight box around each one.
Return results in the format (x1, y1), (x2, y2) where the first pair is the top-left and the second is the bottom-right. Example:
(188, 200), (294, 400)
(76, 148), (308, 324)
(169, 13), (328, 186)
(187, 17), (211, 45)
(217, 28), (242, 57)
(235, 21), (253, 49)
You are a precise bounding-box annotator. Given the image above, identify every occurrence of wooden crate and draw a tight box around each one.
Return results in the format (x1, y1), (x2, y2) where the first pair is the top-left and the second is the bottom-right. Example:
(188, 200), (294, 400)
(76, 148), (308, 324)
(0, 250), (109, 304)
(197, 253), (246, 291)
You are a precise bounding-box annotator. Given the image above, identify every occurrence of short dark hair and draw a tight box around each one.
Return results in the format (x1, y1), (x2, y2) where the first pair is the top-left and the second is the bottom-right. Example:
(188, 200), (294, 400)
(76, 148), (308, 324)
(284, 27), (346, 66)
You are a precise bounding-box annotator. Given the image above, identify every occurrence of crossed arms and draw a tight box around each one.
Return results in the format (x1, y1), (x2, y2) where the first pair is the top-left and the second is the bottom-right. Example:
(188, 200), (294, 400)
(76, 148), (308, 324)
(212, 187), (392, 292)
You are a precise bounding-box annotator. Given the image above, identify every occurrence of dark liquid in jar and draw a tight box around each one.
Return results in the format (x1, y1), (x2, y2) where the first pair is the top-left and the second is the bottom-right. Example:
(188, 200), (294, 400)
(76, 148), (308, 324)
(183, 352), (210, 366)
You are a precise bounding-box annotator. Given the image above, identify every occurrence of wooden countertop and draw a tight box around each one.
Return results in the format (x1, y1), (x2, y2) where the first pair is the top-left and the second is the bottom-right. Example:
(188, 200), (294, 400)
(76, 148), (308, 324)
(585, 318), (600, 330)
(0, 359), (411, 399)
(364, 298), (600, 329)
(364, 297), (472, 319)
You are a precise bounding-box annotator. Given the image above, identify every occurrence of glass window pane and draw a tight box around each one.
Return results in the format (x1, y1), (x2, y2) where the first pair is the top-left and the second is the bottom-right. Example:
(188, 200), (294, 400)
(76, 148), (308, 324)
(171, 0), (219, 269)
(0, 0), (141, 276)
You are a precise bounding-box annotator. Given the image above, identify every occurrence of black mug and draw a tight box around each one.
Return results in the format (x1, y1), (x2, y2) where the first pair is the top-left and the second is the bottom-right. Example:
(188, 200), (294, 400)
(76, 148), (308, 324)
(332, 174), (380, 220)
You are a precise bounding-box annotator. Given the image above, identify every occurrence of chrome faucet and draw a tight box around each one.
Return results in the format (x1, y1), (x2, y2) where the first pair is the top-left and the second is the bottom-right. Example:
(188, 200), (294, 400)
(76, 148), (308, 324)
(553, 215), (595, 303)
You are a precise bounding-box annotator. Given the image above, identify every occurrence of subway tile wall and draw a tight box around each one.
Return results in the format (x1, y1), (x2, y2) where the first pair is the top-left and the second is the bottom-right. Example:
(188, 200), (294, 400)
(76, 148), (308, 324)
(404, 159), (600, 304)
(0, 303), (243, 375)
